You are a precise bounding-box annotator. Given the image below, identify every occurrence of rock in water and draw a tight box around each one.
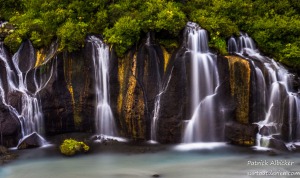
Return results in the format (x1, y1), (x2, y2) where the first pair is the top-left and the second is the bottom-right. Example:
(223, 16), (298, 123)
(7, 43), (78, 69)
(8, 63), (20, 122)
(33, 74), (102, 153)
(152, 174), (160, 177)
(0, 145), (18, 165)
(268, 138), (289, 152)
(0, 145), (8, 155)
(17, 132), (46, 150)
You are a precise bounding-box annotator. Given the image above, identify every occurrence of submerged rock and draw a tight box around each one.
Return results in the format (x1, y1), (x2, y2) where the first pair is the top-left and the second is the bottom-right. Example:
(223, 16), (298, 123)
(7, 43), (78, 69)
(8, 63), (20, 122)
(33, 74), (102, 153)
(0, 145), (18, 165)
(17, 132), (46, 150)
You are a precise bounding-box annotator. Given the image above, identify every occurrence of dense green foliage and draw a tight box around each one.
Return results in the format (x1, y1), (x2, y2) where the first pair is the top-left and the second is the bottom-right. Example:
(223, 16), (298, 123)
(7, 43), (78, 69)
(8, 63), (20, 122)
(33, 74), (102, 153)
(1, 0), (300, 67)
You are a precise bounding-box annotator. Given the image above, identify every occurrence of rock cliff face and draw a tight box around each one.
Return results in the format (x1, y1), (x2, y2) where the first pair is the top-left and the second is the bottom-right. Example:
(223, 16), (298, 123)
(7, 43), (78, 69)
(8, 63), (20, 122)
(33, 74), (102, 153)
(1, 31), (299, 148)
(0, 103), (20, 147)
(110, 34), (167, 140)
(224, 56), (256, 146)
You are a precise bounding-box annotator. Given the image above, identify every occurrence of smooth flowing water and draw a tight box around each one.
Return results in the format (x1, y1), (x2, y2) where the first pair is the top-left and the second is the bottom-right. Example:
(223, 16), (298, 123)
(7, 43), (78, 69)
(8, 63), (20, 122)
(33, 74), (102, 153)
(182, 22), (220, 143)
(87, 36), (118, 137)
(228, 33), (300, 147)
(1, 145), (300, 178)
(0, 41), (55, 144)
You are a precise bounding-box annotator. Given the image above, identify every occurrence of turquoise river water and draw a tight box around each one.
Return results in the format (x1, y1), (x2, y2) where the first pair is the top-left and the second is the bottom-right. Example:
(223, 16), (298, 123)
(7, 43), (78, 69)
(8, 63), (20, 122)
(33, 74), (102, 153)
(1, 143), (300, 178)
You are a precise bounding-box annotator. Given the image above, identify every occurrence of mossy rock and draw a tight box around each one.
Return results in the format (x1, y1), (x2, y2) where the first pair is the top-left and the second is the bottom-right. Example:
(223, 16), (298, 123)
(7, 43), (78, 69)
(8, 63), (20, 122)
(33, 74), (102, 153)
(59, 139), (89, 156)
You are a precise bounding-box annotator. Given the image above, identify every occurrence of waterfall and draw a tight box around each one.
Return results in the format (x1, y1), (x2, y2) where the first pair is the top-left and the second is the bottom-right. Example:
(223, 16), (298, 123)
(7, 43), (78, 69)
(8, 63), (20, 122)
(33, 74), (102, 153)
(228, 34), (300, 147)
(0, 41), (55, 145)
(227, 37), (238, 54)
(182, 22), (220, 143)
(87, 36), (118, 137)
(150, 68), (163, 142)
(150, 67), (173, 142)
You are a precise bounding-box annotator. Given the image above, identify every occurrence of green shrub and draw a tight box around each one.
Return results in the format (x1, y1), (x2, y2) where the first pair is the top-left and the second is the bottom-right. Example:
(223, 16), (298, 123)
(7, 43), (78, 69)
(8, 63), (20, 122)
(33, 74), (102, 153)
(59, 139), (89, 156)
(1, 0), (300, 67)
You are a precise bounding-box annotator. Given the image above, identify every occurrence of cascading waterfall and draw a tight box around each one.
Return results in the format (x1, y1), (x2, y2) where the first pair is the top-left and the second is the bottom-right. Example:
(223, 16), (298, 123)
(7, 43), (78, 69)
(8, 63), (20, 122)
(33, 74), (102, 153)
(182, 22), (220, 143)
(0, 41), (55, 145)
(87, 36), (118, 137)
(228, 33), (300, 147)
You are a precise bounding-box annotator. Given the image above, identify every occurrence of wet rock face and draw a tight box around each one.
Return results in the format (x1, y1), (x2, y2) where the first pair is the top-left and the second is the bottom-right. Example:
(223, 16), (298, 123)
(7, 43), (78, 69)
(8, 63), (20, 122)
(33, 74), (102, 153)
(225, 121), (258, 146)
(136, 42), (165, 139)
(157, 48), (187, 143)
(109, 36), (167, 141)
(6, 91), (23, 114)
(39, 56), (75, 135)
(0, 103), (21, 147)
(110, 50), (146, 140)
(40, 49), (95, 135)
(14, 40), (36, 73)
(39, 38), (108, 135)
(226, 56), (251, 124)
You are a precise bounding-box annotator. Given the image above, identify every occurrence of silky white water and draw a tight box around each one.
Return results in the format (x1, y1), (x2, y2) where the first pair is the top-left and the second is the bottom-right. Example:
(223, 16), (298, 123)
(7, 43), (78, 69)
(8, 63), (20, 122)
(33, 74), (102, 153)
(0, 41), (55, 144)
(87, 36), (118, 137)
(228, 33), (300, 147)
(182, 22), (220, 143)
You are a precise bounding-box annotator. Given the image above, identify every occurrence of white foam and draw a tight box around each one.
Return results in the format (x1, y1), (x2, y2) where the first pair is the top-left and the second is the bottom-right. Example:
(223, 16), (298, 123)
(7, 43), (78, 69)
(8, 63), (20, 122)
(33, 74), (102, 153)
(93, 134), (128, 143)
(173, 142), (227, 151)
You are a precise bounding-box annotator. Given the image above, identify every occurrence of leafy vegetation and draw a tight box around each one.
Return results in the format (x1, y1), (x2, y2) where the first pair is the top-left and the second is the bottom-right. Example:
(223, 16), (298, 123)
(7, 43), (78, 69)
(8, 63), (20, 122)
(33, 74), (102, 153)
(59, 138), (89, 156)
(1, 0), (300, 67)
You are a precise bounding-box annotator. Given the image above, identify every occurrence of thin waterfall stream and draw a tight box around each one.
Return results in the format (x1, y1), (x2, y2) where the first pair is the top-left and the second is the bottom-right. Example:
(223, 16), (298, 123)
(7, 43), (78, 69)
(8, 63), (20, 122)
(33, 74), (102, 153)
(150, 67), (173, 142)
(87, 36), (119, 140)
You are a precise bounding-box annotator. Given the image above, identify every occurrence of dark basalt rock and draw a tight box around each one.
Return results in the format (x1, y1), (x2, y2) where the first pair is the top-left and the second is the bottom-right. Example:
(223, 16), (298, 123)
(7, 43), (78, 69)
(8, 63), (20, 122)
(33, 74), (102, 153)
(225, 121), (258, 146)
(40, 40), (98, 135)
(267, 138), (289, 152)
(259, 125), (277, 136)
(39, 57), (76, 134)
(0, 145), (18, 165)
(14, 40), (36, 73)
(0, 145), (8, 155)
(0, 103), (21, 147)
(157, 48), (186, 143)
(136, 38), (165, 139)
(6, 91), (23, 114)
(17, 132), (46, 150)
(289, 142), (300, 152)
(109, 34), (167, 140)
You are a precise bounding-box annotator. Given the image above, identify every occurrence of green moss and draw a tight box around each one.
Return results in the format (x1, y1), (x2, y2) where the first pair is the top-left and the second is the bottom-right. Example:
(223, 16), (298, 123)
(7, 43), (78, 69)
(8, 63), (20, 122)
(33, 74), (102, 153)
(158, 39), (179, 53)
(59, 139), (89, 156)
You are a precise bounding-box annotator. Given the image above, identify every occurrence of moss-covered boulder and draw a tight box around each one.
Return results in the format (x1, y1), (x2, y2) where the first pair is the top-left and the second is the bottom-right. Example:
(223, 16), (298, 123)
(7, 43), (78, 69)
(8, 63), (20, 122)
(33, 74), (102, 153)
(59, 139), (89, 156)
